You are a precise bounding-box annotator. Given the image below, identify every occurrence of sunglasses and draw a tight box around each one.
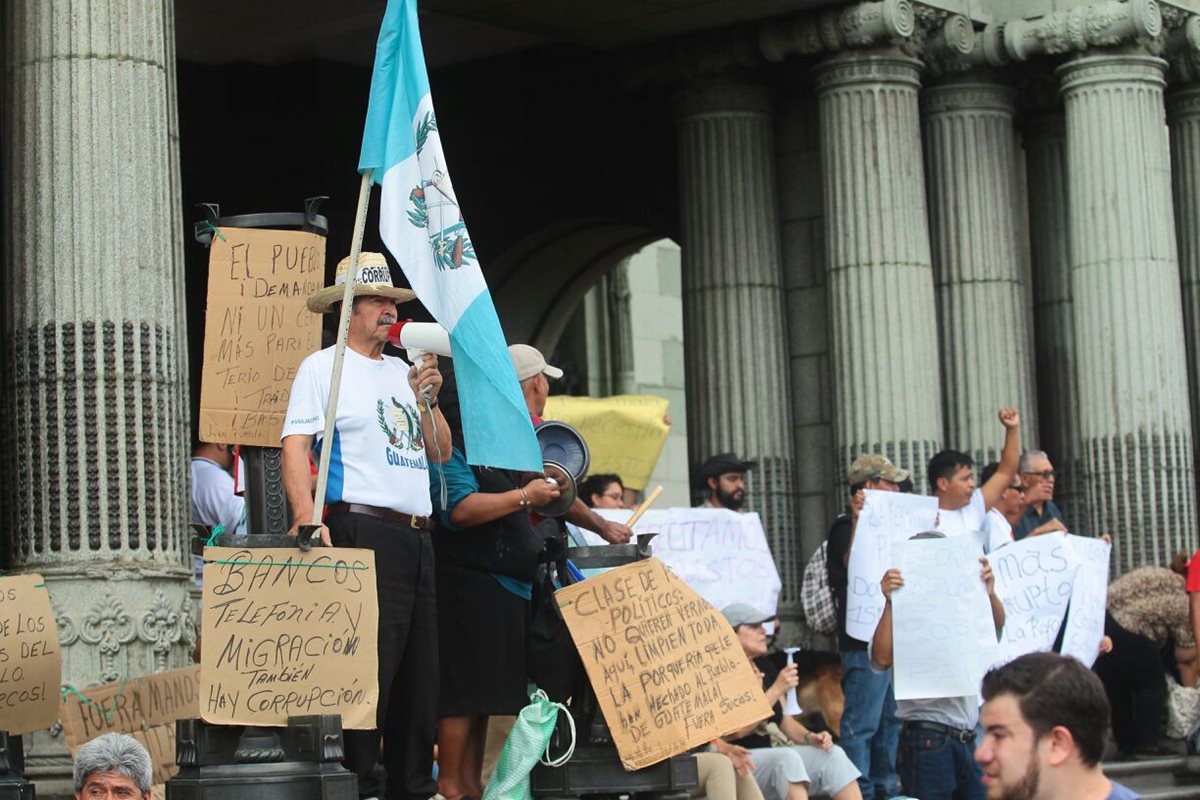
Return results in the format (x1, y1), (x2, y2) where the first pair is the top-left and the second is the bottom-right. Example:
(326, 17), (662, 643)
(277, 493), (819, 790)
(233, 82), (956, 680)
(1006, 484), (1025, 494)
(1022, 470), (1056, 481)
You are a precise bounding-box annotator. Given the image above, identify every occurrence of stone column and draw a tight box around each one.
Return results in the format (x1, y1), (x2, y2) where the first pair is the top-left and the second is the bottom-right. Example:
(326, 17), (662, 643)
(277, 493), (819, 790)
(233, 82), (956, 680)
(1023, 110), (1088, 531)
(676, 79), (799, 605)
(922, 75), (1037, 464)
(815, 50), (943, 485)
(1059, 51), (1196, 572)
(2, 0), (195, 791)
(1169, 83), (1200, 479)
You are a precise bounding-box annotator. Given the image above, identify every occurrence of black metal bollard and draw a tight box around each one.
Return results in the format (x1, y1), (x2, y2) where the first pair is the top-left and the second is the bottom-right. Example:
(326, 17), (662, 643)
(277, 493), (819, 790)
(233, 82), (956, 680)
(173, 200), (356, 800)
(530, 534), (698, 800)
(167, 715), (356, 800)
(0, 733), (35, 800)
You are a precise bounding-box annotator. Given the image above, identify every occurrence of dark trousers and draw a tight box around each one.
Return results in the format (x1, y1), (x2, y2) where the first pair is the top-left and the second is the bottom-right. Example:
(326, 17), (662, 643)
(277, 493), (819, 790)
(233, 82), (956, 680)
(329, 510), (439, 800)
(1094, 613), (1167, 754)
(897, 725), (985, 800)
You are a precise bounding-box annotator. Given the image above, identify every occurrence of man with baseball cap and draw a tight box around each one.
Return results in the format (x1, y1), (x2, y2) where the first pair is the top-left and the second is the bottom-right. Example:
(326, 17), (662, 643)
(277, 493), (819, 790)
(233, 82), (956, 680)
(696, 453), (756, 511)
(825, 453), (909, 800)
(505, 343), (632, 545)
(282, 252), (452, 800)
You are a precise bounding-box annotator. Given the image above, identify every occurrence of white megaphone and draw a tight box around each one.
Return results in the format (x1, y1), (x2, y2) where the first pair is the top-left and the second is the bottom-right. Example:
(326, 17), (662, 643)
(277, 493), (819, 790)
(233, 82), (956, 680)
(388, 320), (452, 364)
(783, 647), (803, 716)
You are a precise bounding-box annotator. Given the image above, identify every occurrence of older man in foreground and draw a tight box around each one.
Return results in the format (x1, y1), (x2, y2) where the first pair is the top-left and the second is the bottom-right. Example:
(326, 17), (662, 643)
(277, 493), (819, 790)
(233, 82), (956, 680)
(73, 732), (153, 800)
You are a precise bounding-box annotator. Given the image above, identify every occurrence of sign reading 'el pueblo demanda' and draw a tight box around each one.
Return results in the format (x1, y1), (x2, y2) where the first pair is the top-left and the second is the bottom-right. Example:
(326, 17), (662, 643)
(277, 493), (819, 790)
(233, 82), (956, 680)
(0, 574), (61, 734)
(200, 547), (379, 728)
(557, 558), (772, 770)
(60, 666), (200, 785)
(199, 227), (324, 447)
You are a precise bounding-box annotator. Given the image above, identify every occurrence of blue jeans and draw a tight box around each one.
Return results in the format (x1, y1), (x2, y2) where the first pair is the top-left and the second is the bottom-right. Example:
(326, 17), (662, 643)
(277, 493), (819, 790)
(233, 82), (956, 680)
(840, 650), (900, 800)
(897, 725), (985, 800)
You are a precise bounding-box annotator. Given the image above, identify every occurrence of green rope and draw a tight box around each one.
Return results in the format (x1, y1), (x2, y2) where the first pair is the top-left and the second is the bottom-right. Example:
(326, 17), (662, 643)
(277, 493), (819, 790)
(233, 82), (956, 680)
(201, 556), (364, 568)
(61, 674), (128, 722)
(204, 524), (225, 546)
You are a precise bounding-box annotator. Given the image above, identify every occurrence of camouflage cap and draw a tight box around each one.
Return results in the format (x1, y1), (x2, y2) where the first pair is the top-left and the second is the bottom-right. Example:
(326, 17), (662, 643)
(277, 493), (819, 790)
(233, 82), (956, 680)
(847, 453), (910, 485)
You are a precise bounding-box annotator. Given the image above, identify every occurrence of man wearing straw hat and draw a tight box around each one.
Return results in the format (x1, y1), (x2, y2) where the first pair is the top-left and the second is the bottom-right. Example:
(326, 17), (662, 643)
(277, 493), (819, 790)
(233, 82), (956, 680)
(282, 251), (452, 800)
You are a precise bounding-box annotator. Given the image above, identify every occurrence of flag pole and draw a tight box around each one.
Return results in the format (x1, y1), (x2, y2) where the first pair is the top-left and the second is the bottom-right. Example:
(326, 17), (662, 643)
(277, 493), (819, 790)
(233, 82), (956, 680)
(311, 169), (374, 525)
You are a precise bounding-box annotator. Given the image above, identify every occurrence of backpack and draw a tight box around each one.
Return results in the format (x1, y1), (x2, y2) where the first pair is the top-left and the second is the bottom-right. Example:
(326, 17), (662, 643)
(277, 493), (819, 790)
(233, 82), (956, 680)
(801, 540), (838, 635)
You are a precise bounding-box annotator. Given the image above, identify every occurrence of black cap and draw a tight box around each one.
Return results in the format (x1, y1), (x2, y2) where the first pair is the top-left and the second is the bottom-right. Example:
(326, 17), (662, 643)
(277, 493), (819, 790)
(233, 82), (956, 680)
(696, 452), (756, 482)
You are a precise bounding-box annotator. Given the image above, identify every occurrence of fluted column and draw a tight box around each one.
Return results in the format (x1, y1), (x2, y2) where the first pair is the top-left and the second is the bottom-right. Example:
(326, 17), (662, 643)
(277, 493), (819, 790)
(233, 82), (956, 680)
(1023, 111), (1087, 531)
(676, 79), (798, 606)
(922, 76), (1037, 464)
(815, 50), (943, 484)
(1170, 85), (1200, 479)
(3, 0), (194, 790)
(1060, 51), (1196, 571)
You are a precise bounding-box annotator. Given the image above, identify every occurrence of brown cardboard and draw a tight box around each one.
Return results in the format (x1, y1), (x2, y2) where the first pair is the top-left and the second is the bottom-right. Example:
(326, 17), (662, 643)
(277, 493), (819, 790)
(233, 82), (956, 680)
(200, 546), (379, 729)
(0, 574), (61, 734)
(59, 665), (200, 785)
(556, 558), (772, 770)
(199, 226), (325, 447)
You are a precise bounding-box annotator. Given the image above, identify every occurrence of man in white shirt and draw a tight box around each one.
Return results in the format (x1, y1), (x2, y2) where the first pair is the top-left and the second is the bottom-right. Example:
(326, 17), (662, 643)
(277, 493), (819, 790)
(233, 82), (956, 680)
(929, 409), (1022, 539)
(190, 440), (246, 587)
(979, 461), (1026, 553)
(282, 252), (452, 800)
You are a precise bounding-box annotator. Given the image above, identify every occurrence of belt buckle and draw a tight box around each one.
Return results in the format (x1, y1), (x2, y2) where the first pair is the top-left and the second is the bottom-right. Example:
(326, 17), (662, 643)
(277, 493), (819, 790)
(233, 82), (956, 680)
(409, 514), (423, 530)
(955, 729), (974, 744)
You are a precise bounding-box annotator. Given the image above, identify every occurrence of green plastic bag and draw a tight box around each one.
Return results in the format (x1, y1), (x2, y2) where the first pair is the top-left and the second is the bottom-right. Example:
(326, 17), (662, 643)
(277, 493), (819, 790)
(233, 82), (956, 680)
(483, 689), (574, 800)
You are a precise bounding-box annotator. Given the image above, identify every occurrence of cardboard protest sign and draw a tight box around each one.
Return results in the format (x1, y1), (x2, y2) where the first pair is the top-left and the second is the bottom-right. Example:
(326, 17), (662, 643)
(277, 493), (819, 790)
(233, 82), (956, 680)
(199, 227), (325, 447)
(0, 573), (61, 734)
(60, 666), (198, 785)
(991, 532), (1079, 666)
(557, 558), (772, 770)
(200, 547), (378, 728)
(543, 395), (670, 490)
(845, 491), (939, 642)
(1061, 535), (1112, 667)
(892, 534), (998, 700)
(588, 508), (781, 618)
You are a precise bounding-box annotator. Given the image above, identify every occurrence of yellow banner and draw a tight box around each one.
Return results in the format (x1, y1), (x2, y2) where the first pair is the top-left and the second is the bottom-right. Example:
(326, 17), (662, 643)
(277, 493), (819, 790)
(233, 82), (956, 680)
(542, 394), (670, 490)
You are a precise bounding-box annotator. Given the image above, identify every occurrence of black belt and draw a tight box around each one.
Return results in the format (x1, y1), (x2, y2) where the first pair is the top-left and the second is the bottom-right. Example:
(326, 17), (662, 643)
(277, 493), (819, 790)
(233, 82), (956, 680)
(327, 502), (433, 531)
(903, 720), (976, 743)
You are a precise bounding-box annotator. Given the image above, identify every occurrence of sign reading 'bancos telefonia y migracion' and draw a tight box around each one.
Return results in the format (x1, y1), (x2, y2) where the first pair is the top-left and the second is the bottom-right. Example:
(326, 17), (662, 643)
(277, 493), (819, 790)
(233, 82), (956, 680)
(200, 547), (378, 728)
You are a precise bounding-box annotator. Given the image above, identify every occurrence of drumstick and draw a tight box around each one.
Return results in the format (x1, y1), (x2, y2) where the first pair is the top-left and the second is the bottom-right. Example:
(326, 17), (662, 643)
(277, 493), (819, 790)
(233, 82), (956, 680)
(627, 485), (664, 527)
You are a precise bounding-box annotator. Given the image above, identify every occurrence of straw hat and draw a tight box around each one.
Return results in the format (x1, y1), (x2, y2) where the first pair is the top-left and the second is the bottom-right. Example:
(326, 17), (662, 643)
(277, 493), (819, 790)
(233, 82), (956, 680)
(306, 252), (417, 313)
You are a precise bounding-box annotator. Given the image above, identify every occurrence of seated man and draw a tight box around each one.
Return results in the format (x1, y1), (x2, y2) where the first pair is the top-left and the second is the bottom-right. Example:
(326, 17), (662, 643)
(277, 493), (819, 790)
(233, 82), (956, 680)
(976, 652), (1138, 799)
(73, 732), (153, 800)
(721, 603), (863, 800)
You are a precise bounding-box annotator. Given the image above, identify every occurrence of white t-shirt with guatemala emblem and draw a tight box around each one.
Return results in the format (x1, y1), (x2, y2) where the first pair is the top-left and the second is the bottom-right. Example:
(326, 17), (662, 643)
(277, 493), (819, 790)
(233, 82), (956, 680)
(282, 346), (432, 516)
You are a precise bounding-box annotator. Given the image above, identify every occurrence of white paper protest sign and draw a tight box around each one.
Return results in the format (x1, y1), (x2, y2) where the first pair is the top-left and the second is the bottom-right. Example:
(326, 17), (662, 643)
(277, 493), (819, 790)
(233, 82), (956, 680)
(991, 532), (1079, 665)
(845, 491), (939, 642)
(1060, 535), (1112, 667)
(892, 533), (998, 700)
(591, 508), (782, 619)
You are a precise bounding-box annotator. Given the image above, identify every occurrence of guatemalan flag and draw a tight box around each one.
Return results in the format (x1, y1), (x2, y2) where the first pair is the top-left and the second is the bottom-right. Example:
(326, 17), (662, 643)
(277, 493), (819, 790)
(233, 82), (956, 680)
(359, 0), (542, 472)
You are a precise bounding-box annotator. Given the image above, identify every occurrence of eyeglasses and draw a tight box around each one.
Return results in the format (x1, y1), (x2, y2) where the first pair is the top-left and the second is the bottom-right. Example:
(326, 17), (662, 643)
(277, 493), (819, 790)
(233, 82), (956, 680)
(1006, 484), (1025, 494)
(1022, 470), (1056, 481)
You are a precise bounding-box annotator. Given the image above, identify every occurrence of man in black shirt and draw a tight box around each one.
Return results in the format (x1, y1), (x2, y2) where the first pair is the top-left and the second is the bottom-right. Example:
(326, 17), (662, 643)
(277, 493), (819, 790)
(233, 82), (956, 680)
(825, 454), (907, 800)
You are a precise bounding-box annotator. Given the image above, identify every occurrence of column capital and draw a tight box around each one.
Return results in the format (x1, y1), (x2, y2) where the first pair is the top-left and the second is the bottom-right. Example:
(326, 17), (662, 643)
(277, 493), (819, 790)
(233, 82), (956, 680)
(1003, 0), (1162, 62)
(813, 48), (924, 92)
(672, 79), (774, 120)
(1164, 12), (1200, 83)
(758, 0), (916, 63)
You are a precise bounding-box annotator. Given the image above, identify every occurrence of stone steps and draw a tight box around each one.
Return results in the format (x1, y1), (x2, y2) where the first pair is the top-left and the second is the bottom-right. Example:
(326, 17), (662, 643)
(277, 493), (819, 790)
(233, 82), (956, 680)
(1105, 755), (1200, 799)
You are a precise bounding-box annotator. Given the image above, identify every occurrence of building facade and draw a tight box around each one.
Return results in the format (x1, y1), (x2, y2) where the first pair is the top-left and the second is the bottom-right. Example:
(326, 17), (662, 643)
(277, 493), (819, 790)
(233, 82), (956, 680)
(3, 0), (1200, 791)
